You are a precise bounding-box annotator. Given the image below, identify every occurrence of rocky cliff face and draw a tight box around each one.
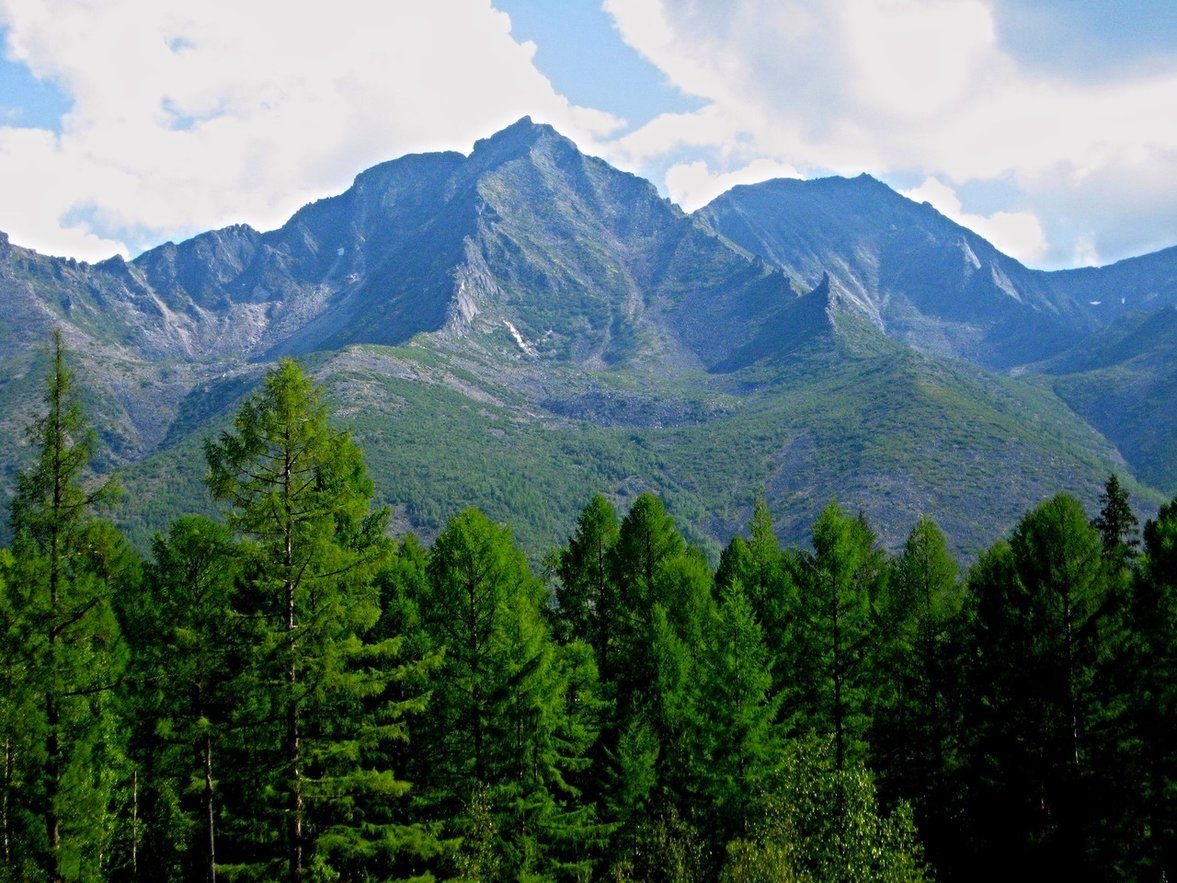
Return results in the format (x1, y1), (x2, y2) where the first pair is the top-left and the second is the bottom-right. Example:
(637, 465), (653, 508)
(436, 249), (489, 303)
(697, 175), (1097, 367)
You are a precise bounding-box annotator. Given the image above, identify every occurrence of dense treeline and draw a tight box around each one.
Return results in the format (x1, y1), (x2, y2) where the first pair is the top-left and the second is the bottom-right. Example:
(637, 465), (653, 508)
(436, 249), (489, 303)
(1, 337), (1175, 881)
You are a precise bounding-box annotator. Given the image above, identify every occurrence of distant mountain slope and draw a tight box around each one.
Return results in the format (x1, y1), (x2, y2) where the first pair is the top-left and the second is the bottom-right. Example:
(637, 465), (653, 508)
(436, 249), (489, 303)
(114, 310), (1136, 560)
(0, 118), (1173, 555)
(1032, 306), (1177, 494)
(1046, 245), (1177, 320)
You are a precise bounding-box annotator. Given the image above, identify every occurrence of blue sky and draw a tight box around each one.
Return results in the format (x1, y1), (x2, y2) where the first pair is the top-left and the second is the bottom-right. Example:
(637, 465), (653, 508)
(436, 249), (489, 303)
(2, 1), (1176, 270)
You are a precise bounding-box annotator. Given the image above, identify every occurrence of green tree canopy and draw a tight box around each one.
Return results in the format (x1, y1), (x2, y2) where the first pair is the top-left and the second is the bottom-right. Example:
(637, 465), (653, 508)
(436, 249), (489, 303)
(1, 330), (131, 881)
(204, 357), (413, 881)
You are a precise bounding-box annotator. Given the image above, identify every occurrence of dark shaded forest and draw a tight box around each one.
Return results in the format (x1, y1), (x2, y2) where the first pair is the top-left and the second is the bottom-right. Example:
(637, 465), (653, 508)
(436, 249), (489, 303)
(1, 334), (1174, 882)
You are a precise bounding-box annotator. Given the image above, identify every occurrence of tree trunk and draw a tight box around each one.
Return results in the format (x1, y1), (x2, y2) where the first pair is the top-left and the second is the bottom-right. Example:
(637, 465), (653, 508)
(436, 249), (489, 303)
(2, 736), (11, 866)
(45, 694), (61, 883)
(132, 769), (138, 878)
(200, 731), (217, 883)
(286, 574), (302, 883)
(287, 666), (301, 883)
(1062, 585), (1080, 771)
(284, 440), (303, 883)
(832, 584), (844, 773)
(45, 355), (64, 883)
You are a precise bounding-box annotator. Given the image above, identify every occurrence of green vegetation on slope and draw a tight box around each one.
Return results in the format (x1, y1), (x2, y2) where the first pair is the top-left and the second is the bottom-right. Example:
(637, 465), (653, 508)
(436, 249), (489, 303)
(5, 349), (1177, 881)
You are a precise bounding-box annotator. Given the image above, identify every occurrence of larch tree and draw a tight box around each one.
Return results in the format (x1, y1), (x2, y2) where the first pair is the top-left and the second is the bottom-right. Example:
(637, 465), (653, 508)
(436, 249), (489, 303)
(871, 516), (963, 870)
(1, 330), (128, 881)
(716, 498), (795, 720)
(419, 508), (603, 880)
(694, 584), (782, 848)
(789, 503), (884, 772)
(204, 357), (412, 881)
(962, 494), (1113, 878)
(123, 515), (243, 882)
(1127, 497), (1177, 876)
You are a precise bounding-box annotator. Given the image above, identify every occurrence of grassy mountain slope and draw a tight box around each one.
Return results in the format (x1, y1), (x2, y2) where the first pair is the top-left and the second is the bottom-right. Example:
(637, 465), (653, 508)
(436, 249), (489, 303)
(112, 305), (1139, 561)
(1031, 306), (1177, 494)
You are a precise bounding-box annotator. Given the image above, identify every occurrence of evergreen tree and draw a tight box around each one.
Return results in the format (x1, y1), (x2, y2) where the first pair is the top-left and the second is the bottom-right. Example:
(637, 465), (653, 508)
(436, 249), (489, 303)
(871, 516), (963, 866)
(0, 547), (27, 878)
(788, 503), (884, 771)
(694, 584), (782, 847)
(122, 516), (243, 882)
(1126, 497), (1177, 878)
(716, 498), (796, 724)
(716, 497), (786, 626)
(1, 330), (129, 881)
(608, 493), (686, 708)
(418, 508), (603, 880)
(550, 494), (619, 659)
(611, 605), (704, 883)
(962, 494), (1113, 878)
(1092, 473), (1139, 568)
(204, 357), (414, 881)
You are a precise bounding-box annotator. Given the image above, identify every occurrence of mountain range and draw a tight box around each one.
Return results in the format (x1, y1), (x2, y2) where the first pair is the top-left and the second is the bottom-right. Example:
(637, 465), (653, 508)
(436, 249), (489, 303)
(2, 116), (1174, 557)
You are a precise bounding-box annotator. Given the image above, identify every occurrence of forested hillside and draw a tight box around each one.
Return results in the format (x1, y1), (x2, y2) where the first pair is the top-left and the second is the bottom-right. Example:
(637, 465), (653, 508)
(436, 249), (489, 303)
(2, 339), (1174, 882)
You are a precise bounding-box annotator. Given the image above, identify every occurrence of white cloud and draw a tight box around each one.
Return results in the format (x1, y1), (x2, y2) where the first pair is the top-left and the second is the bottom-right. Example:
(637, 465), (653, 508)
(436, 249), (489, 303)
(3, 0), (1174, 269)
(603, 0), (1177, 268)
(0, 0), (622, 260)
(1070, 235), (1101, 269)
(902, 177), (1046, 264)
(666, 158), (801, 212)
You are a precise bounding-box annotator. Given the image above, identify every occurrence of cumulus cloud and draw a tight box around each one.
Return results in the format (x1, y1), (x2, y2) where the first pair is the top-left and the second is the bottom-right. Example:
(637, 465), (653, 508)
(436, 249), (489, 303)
(0, 0), (622, 260)
(3, 0), (1175, 269)
(603, 0), (1177, 268)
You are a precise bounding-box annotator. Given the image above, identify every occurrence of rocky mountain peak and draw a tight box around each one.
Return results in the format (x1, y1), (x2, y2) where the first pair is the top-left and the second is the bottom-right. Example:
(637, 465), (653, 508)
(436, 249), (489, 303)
(471, 115), (560, 156)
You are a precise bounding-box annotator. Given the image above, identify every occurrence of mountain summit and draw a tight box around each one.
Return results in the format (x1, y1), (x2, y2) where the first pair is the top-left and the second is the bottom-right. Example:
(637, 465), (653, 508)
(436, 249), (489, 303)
(1, 118), (1174, 554)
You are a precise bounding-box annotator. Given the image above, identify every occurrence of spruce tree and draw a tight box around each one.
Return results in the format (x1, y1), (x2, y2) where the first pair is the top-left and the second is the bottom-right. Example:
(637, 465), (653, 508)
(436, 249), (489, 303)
(550, 494), (619, 658)
(1092, 473), (1139, 567)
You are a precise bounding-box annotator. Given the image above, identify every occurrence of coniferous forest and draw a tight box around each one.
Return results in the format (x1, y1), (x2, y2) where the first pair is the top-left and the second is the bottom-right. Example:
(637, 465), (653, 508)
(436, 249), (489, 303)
(2, 334), (1175, 883)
